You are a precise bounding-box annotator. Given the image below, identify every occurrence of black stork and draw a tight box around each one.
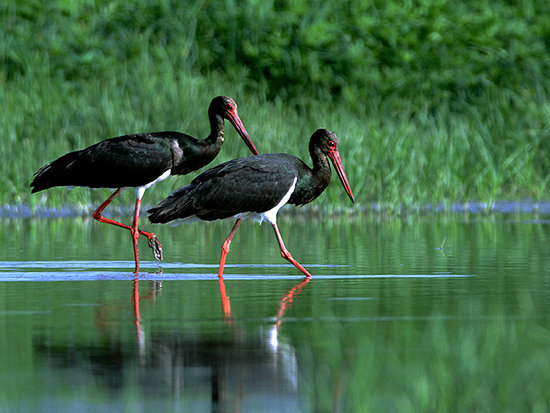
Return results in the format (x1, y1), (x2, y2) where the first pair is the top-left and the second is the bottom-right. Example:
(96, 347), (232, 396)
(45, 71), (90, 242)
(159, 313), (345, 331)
(30, 96), (259, 273)
(147, 128), (355, 278)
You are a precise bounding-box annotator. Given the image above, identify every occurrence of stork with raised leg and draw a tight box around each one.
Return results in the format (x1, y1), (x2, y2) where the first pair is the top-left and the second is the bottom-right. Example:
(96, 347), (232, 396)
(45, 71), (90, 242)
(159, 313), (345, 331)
(148, 129), (355, 278)
(30, 96), (259, 273)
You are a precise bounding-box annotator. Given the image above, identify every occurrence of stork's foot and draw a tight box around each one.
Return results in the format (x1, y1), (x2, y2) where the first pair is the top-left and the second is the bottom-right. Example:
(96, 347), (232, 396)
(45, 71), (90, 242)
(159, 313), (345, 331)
(148, 235), (163, 262)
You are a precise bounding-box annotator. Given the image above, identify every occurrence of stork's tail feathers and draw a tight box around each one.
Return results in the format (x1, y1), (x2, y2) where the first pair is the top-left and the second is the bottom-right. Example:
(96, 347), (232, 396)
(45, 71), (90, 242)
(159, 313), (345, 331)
(147, 186), (194, 223)
(30, 151), (82, 193)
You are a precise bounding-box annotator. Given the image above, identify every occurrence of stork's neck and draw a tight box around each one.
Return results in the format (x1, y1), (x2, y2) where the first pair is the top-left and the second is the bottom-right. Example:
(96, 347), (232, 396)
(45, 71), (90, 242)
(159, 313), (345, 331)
(310, 143), (332, 184)
(206, 112), (225, 147)
(288, 144), (332, 206)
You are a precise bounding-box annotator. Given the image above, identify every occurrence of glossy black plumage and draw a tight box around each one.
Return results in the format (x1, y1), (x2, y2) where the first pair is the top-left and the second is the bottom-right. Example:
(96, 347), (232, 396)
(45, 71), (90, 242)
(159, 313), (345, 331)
(30, 96), (258, 273)
(147, 153), (300, 222)
(148, 129), (355, 278)
(31, 97), (257, 192)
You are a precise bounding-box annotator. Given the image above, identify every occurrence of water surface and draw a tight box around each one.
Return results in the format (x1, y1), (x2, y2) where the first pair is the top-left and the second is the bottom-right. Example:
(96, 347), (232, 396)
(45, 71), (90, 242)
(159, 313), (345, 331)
(1, 214), (550, 412)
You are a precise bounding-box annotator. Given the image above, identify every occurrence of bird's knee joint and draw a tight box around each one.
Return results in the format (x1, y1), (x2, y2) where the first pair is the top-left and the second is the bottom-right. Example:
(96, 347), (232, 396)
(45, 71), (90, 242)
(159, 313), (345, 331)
(221, 244), (231, 254)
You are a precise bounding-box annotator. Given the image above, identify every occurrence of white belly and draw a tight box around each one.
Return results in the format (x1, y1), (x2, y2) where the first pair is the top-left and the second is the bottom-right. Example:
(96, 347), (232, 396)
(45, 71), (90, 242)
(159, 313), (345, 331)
(135, 169), (171, 199)
(235, 177), (297, 225)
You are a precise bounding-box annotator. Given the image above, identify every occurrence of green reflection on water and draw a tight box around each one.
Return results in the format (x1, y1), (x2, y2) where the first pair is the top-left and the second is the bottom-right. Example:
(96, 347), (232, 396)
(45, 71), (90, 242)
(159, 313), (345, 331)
(1, 215), (550, 411)
(3, 213), (550, 275)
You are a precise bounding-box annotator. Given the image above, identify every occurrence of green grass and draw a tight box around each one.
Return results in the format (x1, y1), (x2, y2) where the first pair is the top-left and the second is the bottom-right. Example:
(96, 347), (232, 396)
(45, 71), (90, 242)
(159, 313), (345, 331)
(1, 0), (550, 211)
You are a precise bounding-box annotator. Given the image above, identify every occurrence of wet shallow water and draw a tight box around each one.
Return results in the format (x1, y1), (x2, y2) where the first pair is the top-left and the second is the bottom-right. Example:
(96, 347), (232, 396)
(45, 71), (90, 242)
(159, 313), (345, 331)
(1, 214), (550, 411)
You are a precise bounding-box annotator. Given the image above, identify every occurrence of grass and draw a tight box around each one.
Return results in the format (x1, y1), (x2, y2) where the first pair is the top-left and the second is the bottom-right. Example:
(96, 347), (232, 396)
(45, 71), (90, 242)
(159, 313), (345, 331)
(1, 0), (550, 212)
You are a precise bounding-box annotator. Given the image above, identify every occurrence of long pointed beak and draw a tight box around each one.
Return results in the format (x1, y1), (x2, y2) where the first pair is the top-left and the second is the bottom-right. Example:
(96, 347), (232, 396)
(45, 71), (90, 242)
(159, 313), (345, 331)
(228, 111), (259, 155)
(328, 149), (355, 204)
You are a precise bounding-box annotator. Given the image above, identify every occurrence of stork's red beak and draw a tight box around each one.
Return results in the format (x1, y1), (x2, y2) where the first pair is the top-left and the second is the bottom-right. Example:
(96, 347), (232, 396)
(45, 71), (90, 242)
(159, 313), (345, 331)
(227, 110), (259, 155)
(328, 149), (355, 203)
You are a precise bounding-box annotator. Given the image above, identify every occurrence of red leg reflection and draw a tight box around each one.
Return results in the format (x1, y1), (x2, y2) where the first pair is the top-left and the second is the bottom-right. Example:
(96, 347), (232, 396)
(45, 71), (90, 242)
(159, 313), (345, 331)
(132, 279), (145, 356)
(275, 277), (311, 331)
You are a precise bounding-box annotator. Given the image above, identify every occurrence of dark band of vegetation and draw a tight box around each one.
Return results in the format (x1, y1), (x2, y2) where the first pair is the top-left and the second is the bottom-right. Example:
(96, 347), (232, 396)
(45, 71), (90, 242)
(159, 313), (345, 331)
(1, 0), (549, 210)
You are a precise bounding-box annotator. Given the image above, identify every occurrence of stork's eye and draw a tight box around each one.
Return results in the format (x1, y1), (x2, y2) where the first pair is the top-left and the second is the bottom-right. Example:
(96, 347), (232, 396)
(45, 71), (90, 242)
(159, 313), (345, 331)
(327, 140), (336, 149)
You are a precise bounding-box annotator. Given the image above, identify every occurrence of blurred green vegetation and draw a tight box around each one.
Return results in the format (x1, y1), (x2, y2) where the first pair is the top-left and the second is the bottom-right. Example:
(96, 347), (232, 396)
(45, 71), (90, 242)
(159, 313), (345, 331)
(1, 0), (550, 209)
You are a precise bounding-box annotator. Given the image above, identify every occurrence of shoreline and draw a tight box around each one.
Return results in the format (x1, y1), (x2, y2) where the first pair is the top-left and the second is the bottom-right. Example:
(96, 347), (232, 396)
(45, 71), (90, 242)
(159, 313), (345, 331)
(4, 200), (550, 219)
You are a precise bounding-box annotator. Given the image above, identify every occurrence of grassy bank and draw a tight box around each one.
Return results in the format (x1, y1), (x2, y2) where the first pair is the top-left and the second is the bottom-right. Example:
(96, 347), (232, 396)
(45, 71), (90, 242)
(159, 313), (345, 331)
(1, 0), (550, 210)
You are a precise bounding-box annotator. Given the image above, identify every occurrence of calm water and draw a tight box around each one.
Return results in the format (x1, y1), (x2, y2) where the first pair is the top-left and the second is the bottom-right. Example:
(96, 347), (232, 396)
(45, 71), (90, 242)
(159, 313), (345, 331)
(1, 213), (550, 412)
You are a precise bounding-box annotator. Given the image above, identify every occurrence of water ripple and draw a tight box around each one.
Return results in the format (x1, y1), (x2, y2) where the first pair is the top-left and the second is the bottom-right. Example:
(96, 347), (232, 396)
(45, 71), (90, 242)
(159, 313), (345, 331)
(0, 260), (476, 282)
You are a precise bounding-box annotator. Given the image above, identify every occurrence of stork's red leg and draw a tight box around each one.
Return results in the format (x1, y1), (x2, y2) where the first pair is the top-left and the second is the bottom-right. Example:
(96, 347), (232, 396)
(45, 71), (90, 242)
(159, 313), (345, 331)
(92, 189), (125, 227)
(92, 189), (163, 270)
(272, 224), (312, 277)
(92, 189), (157, 238)
(218, 277), (231, 317)
(130, 197), (142, 273)
(218, 219), (242, 279)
